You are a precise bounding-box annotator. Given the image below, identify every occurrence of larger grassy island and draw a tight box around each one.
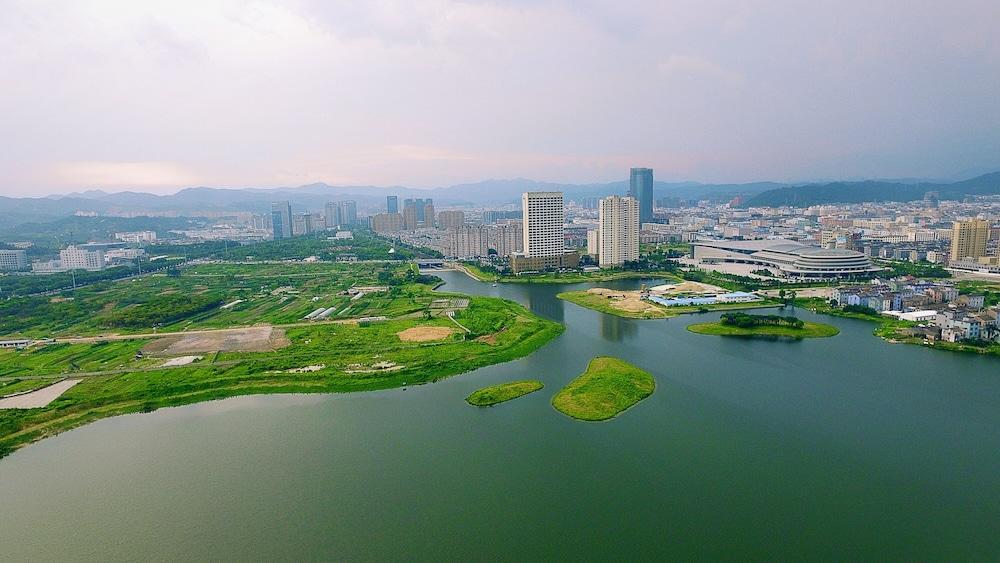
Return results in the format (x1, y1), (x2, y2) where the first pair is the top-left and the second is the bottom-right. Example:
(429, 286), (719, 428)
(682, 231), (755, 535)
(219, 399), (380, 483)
(0, 260), (563, 458)
(552, 357), (655, 421)
(687, 312), (839, 339)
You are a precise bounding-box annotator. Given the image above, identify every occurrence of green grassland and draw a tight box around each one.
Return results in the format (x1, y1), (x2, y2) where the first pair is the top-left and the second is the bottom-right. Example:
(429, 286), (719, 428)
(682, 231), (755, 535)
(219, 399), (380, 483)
(0, 262), (565, 458)
(0, 378), (61, 397)
(0, 262), (439, 338)
(465, 380), (544, 406)
(551, 357), (655, 421)
(557, 290), (780, 319)
(0, 340), (154, 378)
(686, 320), (839, 338)
(0, 295), (563, 458)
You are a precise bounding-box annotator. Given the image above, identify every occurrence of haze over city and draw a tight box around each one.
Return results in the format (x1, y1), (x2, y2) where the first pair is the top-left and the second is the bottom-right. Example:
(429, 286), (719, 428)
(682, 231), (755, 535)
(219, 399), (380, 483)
(3, 0), (1000, 196)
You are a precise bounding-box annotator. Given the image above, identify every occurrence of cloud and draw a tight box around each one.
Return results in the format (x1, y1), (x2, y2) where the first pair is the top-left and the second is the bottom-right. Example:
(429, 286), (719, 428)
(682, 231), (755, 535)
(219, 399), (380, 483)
(50, 161), (202, 189)
(657, 54), (744, 86)
(0, 0), (998, 195)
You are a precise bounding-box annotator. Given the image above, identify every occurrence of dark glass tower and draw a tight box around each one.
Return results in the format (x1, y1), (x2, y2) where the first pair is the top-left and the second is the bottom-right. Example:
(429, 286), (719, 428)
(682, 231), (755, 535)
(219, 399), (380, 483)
(271, 201), (292, 239)
(387, 195), (398, 214)
(628, 168), (654, 224)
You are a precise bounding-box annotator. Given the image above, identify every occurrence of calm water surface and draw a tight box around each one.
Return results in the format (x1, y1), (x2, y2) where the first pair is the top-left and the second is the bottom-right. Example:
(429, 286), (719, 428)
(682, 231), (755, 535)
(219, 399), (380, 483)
(2, 270), (999, 561)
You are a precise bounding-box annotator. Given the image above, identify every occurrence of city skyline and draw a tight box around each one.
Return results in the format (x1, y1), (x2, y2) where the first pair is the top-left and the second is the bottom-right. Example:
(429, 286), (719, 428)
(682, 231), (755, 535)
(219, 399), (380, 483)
(2, 1), (1000, 196)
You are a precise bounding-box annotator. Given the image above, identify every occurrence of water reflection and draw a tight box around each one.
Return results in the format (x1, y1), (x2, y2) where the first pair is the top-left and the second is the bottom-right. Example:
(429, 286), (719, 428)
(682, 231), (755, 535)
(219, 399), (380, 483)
(599, 313), (638, 342)
(525, 291), (564, 323)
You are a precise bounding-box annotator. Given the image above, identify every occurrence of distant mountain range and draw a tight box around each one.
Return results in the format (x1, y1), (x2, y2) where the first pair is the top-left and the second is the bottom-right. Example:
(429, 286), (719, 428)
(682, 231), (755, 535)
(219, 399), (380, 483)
(741, 172), (1000, 207)
(1, 172), (998, 229)
(0, 179), (776, 228)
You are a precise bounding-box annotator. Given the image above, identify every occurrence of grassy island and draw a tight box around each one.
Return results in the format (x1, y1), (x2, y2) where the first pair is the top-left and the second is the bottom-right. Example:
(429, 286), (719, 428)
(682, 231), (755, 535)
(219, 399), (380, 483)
(0, 261), (564, 459)
(687, 312), (839, 339)
(465, 380), (544, 406)
(552, 357), (655, 421)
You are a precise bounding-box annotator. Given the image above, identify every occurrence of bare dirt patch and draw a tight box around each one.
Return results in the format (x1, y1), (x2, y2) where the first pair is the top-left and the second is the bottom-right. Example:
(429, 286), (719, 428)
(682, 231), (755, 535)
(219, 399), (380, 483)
(397, 326), (456, 342)
(144, 326), (290, 356)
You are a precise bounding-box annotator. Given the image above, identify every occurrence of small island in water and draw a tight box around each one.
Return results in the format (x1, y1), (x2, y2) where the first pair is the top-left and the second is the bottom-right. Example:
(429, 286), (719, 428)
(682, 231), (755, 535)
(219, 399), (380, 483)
(687, 312), (839, 339)
(466, 380), (544, 406)
(552, 357), (655, 421)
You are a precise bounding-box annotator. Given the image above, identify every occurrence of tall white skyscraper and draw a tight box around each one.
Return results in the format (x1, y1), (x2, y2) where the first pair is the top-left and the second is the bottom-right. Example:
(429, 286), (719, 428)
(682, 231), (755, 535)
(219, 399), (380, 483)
(598, 195), (639, 267)
(521, 192), (565, 257)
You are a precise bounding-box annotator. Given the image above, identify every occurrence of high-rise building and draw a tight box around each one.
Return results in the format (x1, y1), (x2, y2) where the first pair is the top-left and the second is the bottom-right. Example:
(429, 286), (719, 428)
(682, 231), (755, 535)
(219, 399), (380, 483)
(522, 192), (565, 258)
(371, 212), (404, 233)
(586, 230), (599, 257)
(951, 219), (990, 260)
(598, 195), (639, 267)
(0, 249), (27, 271)
(402, 202), (419, 230)
(448, 223), (523, 258)
(629, 167), (654, 224)
(60, 246), (105, 271)
(340, 201), (358, 226)
(437, 210), (465, 228)
(423, 202), (435, 228)
(325, 201), (343, 229)
(271, 201), (292, 240)
(292, 213), (314, 236)
(386, 195), (398, 214)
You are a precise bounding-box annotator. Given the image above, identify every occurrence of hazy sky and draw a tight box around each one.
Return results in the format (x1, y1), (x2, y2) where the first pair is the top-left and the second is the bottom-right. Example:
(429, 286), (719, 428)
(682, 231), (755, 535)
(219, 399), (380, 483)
(2, 0), (999, 196)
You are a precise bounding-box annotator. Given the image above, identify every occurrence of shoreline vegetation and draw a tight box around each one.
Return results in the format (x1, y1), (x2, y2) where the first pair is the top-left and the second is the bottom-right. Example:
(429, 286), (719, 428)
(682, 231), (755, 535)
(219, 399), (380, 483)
(456, 262), (680, 285)
(0, 261), (564, 459)
(557, 289), (780, 319)
(797, 297), (1000, 357)
(465, 380), (544, 406)
(552, 357), (655, 421)
(687, 312), (839, 339)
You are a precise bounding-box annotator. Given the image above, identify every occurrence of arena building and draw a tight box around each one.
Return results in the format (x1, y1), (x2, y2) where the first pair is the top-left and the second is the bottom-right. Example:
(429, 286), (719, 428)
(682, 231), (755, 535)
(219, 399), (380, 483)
(692, 240), (880, 279)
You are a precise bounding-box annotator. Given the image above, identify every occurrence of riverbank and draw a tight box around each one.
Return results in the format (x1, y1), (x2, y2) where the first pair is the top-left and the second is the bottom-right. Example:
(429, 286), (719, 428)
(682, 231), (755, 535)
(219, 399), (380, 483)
(558, 289), (780, 319)
(551, 357), (655, 421)
(455, 262), (680, 284)
(796, 297), (1000, 357)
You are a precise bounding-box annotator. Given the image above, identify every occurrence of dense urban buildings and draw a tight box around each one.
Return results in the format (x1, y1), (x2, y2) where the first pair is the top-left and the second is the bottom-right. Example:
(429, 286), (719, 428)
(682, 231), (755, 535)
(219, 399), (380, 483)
(951, 219), (989, 260)
(59, 245), (106, 271)
(0, 249), (27, 271)
(597, 195), (639, 267)
(371, 212), (404, 233)
(270, 201), (292, 240)
(629, 167), (655, 224)
(437, 210), (465, 228)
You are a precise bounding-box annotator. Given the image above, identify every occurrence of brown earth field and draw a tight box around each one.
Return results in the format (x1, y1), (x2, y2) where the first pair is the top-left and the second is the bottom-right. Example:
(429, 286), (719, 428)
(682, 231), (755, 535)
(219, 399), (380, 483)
(143, 326), (291, 356)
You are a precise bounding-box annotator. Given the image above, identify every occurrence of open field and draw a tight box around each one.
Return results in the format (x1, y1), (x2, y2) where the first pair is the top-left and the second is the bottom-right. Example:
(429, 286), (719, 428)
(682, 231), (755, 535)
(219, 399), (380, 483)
(686, 320), (840, 339)
(397, 326), (456, 342)
(0, 273), (565, 457)
(0, 262), (439, 338)
(551, 357), (655, 421)
(142, 326), (289, 355)
(465, 380), (544, 406)
(558, 289), (780, 319)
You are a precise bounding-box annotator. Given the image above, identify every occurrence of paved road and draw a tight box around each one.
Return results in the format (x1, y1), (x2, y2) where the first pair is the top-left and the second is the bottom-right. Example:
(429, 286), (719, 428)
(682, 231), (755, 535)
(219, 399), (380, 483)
(0, 379), (80, 409)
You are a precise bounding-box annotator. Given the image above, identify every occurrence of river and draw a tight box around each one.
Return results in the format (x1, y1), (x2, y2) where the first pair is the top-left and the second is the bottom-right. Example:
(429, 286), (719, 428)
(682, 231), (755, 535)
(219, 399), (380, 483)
(1, 270), (999, 561)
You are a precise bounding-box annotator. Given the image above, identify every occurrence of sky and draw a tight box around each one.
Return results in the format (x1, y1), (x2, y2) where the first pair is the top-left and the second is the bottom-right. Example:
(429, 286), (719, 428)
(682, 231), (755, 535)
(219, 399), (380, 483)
(1, 0), (999, 196)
